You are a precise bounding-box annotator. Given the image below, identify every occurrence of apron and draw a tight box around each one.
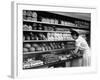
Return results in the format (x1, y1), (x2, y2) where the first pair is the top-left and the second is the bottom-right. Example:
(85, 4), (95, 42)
(71, 50), (83, 67)
(82, 49), (91, 66)
(71, 48), (90, 67)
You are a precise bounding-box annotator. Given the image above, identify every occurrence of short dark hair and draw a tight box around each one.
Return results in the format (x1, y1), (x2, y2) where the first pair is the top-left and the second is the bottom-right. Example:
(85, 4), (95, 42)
(70, 30), (79, 37)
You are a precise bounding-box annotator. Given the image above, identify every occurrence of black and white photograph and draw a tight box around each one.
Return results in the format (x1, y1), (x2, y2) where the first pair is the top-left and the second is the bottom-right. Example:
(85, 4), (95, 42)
(23, 10), (91, 70)
(11, 2), (97, 78)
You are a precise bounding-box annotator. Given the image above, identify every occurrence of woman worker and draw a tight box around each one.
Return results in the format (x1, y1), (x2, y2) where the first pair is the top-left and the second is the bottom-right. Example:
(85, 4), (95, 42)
(70, 30), (90, 66)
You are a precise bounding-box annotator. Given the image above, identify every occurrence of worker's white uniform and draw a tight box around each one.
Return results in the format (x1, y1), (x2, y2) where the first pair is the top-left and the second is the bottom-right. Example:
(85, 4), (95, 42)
(75, 36), (90, 66)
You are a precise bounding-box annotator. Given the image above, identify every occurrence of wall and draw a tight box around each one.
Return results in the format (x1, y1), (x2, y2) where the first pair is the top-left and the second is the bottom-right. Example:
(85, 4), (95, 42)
(0, 0), (100, 80)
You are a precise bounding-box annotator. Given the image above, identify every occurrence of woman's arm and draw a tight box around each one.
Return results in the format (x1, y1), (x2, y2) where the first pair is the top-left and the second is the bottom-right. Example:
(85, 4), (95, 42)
(73, 46), (79, 54)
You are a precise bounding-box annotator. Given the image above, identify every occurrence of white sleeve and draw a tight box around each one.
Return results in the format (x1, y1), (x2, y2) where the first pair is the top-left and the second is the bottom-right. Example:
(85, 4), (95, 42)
(76, 40), (81, 47)
(76, 36), (89, 50)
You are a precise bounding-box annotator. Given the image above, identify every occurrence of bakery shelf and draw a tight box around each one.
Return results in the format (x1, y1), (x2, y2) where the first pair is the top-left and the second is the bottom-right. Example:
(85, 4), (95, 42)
(23, 59), (70, 69)
(23, 20), (89, 30)
(23, 40), (75, 42)
(23, 56), (82, 69)
(23, 30), (71, 33)
(23, 47), (75, 55)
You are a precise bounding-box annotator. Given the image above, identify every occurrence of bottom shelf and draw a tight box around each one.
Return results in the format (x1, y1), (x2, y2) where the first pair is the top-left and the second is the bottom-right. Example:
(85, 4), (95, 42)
(23, 56), (82, 70)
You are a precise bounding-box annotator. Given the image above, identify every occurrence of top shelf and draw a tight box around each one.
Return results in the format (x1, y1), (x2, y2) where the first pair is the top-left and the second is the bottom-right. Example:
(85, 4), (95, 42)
(23, 20), (89, 30)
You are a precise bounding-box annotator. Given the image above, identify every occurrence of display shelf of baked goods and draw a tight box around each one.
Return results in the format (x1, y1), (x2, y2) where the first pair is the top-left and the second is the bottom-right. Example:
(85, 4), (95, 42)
(23, 30), (71, 33)
(23, 56), (82, 69)
(23, 59), (71, 69)
(23, 20), (89, 30)
(23, 40), (75, 42)
(23, 47), (75, 55)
